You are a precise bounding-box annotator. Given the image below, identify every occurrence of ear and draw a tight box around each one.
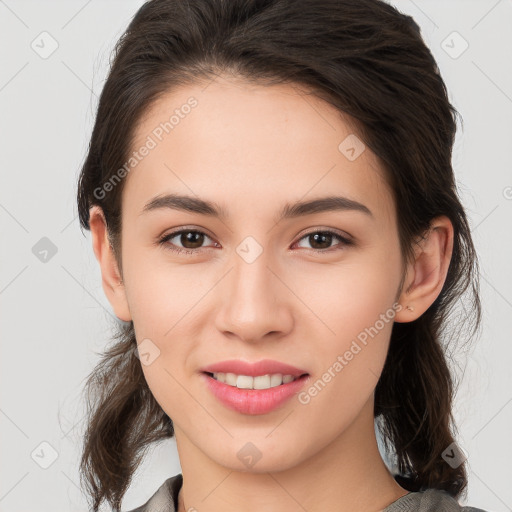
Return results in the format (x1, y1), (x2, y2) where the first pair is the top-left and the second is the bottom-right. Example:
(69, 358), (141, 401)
(394, 215), (454, 323)
(89, 205), (132, 322)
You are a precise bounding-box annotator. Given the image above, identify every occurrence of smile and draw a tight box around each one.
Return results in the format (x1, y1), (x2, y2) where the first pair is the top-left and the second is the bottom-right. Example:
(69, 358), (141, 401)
(202, 372), (310, 415)
(208, 372), (299, 390)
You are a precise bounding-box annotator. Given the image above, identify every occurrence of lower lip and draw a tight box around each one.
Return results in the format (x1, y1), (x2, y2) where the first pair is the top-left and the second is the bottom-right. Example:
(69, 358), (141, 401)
(201, 372), (310, 415)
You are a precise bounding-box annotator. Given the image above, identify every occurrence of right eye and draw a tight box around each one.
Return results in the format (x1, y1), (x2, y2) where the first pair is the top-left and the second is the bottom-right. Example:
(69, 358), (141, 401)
(158, 229), (218, 255)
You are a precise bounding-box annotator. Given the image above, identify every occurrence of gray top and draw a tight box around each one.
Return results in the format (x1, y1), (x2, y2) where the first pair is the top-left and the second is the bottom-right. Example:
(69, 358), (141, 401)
(124, 473), (488, 512)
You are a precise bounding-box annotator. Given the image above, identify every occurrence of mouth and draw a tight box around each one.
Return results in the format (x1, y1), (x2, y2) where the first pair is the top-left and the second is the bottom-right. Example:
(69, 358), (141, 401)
(201, 370), (311, 415)
(203, 371), (309, 390)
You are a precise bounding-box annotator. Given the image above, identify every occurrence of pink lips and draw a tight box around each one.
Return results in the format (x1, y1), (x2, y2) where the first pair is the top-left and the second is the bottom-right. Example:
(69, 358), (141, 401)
(200, 358), (308, 377)
(200, 359), (310, 415)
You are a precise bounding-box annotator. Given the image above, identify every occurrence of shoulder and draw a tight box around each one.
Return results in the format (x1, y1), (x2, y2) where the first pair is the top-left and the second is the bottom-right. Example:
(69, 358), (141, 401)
(383, 488), (489, 512)
(123, 473), (183, 512)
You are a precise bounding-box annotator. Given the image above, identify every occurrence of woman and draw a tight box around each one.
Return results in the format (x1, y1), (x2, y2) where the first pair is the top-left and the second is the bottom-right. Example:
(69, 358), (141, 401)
(76, 0), (487, 511)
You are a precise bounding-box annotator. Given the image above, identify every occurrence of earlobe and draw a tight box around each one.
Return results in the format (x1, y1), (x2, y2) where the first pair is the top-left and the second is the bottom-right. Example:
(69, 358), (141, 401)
(394, 216), (454, 323)
(89, 206), (132, 322)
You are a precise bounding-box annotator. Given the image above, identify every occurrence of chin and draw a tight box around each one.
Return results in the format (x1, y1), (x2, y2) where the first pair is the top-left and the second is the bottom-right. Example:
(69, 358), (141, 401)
(207, 440), (305, 474)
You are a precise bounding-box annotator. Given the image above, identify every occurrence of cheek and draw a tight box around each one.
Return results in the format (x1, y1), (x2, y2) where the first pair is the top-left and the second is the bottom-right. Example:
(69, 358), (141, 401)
(295, 293), (396, 448)
(291, 245), (401, 343)
(291, 245), (401, 405)
(122, 248), (212, 407)
(122, 243), (201, 334)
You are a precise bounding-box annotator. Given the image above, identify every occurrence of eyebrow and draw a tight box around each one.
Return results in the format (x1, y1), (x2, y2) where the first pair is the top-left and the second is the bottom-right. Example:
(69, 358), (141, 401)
(141, 193), (373, 220)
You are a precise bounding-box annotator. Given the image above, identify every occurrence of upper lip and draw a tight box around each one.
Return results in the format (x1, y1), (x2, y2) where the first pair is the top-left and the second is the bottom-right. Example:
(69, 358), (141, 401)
(201, 359), (309, 377)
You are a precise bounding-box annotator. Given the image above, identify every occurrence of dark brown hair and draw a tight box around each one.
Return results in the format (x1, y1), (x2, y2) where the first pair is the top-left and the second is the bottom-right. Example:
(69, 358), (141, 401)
(76, 0), (481, 510)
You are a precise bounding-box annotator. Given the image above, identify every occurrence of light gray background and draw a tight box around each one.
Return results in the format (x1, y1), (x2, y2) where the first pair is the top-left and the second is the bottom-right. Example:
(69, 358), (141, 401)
(1, 1), (511, 511)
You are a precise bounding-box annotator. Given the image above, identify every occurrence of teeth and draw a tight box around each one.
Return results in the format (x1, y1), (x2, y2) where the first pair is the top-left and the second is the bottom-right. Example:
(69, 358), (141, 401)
(211, 372), (298, 389)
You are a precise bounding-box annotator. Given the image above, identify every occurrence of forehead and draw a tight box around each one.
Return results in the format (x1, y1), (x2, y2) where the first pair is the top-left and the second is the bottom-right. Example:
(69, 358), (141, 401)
(123, 76), (395, 227)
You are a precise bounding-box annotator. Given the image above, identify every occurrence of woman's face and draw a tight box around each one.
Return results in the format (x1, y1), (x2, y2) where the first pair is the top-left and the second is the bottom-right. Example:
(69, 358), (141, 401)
(116, 76), (405, 471)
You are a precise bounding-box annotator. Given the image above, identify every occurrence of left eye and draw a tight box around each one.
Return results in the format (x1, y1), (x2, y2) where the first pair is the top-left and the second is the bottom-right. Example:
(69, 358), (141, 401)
(158, 229), (353, 255)
(293, 230), (353, 252)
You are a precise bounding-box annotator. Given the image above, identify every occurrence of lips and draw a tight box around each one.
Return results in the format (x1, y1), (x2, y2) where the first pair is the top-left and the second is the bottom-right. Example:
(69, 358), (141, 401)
(200, 359), (311, 414)
(201, 372), (310, 415)
(200, 358), (309, 378)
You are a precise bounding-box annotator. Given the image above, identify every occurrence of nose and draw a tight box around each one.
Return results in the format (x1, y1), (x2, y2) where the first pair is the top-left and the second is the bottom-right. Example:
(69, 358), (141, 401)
(214, 248), (294, 344)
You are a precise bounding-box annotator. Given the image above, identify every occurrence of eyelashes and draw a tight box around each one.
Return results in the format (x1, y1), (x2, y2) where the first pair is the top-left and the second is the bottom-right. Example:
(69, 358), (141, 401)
(157, 228), (354, 256)
(157, 229), (218, 256)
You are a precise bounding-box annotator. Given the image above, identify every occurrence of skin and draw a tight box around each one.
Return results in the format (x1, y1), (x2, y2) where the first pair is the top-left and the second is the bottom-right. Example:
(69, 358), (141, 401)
(89, 75), (454, 512)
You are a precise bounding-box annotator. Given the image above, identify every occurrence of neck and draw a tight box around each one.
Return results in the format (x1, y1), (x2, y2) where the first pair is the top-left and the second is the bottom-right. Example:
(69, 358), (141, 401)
(175, 396), (408, 512)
